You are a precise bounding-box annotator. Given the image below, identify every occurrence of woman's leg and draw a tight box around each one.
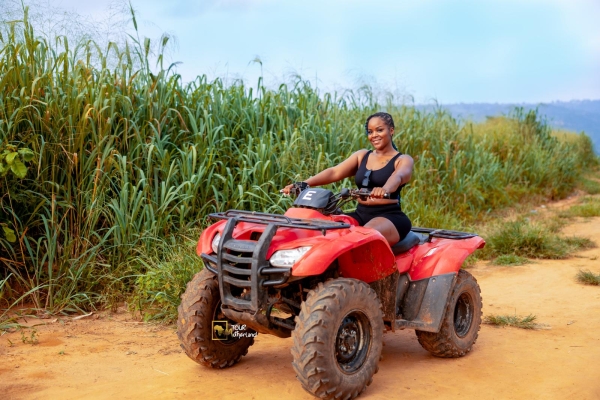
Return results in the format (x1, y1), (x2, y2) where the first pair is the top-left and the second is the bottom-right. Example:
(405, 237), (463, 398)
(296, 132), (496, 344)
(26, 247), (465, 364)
(365, 217), (400, 246)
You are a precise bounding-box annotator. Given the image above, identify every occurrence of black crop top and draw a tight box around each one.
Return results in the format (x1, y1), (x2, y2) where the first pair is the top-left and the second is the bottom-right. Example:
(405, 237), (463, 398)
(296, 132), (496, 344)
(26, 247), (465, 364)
(354, 150), (404, 200)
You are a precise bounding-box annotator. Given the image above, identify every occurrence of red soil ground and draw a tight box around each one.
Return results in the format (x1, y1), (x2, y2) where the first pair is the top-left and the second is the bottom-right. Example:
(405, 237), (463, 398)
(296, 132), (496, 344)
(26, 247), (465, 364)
(2, 207), (599, 399)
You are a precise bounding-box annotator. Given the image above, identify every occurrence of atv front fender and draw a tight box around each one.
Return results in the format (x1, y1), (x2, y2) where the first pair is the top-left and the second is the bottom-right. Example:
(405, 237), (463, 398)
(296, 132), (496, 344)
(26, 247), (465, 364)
(196, 220), (227, 256)
(292, 227), (396, 283)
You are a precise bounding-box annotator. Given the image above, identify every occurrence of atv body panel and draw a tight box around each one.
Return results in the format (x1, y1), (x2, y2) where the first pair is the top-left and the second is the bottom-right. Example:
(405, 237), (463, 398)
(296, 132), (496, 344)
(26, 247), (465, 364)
(195, 188), (484, 339)
(198, 207), (397, 283)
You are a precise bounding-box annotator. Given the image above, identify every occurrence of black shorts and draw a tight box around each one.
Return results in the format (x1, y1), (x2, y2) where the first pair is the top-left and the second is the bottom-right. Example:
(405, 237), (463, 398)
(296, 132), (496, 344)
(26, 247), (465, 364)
(345, 203), (412, 240)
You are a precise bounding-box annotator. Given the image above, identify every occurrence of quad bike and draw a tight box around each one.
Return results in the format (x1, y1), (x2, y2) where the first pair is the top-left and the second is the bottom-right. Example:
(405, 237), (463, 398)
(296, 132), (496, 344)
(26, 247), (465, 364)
(177, 186), (485, 399)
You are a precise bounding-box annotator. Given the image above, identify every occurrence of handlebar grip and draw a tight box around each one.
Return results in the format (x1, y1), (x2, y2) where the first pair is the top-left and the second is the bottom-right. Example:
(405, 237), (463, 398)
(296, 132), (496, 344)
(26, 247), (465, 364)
(352, 189), (390, 199)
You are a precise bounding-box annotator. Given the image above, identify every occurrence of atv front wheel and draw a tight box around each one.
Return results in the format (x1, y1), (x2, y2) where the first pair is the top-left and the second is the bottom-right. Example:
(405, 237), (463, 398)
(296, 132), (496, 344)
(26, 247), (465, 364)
(177, 269), (254, 368)
(291, 279), (383, 400)
(416, 269), (482, 357)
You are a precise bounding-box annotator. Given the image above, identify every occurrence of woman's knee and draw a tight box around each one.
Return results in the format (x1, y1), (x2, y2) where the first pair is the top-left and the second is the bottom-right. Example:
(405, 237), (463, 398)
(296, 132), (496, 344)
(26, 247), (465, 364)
(365, 217), (400, 245)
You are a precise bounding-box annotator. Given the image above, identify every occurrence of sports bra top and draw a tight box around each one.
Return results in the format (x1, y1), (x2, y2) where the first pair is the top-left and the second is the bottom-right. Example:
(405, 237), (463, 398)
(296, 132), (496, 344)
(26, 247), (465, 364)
(354, 150), (405, 200)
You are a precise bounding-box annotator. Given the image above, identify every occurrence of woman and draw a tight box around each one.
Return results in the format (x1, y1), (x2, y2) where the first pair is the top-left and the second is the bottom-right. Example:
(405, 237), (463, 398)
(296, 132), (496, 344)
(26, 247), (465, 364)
(281, 112), (413, 245)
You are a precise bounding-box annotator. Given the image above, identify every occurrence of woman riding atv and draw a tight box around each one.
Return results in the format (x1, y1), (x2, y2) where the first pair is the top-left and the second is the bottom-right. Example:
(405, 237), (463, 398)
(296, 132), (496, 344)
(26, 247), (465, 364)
(281, 112), (414, 246)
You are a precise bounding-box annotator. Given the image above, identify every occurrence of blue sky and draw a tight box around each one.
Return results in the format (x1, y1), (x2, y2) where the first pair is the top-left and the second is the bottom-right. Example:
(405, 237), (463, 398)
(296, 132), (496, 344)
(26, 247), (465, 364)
(58, 0), (599, 104)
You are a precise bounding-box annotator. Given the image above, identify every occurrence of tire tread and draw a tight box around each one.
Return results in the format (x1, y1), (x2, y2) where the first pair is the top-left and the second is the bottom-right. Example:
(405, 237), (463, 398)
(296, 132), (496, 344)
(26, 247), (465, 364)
(176, 269), (254, 368)
(416, 270), (482, 358)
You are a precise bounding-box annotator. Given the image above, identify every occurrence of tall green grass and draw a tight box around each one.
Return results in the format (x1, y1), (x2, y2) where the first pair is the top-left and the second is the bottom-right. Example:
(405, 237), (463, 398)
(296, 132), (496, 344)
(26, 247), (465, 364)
(0, 10), (598, 314)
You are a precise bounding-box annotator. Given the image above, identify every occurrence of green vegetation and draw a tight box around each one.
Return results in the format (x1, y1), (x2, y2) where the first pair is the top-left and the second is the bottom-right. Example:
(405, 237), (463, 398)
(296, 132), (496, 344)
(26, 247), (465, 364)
(484, 314), (539, 329)
(133, 240), (203, 321)
(559, 197), (600, 218)
(578, 176), (600, 195)
(0, 10), (598, 319)
(20, 328), (39, 345)
(576, 270), (600, 286)
(481, 218), (595, 261)
(492, 254), (531, 266)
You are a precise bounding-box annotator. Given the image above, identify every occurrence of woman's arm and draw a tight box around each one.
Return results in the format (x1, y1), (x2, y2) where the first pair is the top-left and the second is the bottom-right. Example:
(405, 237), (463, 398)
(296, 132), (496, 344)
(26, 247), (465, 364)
(371, 154), (414, 198)
(281, 150), (367, 193)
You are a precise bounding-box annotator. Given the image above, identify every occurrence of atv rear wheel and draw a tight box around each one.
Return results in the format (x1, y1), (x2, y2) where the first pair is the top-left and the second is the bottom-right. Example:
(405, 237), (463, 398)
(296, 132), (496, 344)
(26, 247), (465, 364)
(416, 269), (482, 358)
(177, 269), (254, 368)
(291, 279), (383, 400)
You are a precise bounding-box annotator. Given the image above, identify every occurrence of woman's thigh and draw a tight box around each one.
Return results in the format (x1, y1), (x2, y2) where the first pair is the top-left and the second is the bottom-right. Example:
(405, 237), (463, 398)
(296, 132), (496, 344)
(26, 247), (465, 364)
(365, 217), (400, 246)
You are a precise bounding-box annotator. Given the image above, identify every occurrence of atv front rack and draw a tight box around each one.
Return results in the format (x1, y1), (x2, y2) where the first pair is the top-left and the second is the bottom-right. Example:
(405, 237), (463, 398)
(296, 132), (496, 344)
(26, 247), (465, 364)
(209, 210), (351, 233)
(411, 227), (477, 242)
(205, 211), (349, 316)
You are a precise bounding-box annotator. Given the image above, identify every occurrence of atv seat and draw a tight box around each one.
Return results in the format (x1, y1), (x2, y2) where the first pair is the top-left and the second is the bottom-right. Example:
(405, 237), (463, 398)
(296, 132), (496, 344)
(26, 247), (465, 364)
(391, 231), (421, 255)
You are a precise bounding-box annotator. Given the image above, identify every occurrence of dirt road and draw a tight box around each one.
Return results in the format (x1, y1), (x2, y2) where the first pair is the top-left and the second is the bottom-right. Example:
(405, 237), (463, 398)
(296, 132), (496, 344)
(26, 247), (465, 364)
(1, 216), (599, 400)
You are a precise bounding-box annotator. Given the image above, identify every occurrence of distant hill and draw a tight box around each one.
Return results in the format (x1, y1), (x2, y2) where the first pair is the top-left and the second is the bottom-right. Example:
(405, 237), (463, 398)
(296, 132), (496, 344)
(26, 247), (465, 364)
(418, 100), (600, 154)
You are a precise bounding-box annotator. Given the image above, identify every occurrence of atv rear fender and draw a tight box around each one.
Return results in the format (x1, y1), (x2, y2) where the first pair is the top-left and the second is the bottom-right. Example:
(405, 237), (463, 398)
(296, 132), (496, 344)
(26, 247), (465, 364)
(407, 236), (485, 281)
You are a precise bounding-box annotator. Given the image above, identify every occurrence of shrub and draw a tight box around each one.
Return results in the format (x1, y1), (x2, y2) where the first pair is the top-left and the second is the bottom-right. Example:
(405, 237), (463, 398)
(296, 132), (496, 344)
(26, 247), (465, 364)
(576, 270), (600, 286)
(559, 198), (600, 218)
(484, 314), (538, 329)
(578, 177), (600, 195)
(133, 244), (204, 322)
(482, 219), (595, 260)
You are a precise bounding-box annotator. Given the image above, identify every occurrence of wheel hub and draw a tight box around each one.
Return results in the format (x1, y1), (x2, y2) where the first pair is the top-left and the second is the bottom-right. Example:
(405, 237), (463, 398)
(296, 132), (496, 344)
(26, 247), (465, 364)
(337, 320), (359, 360)
(335, 311), (371, 373)
(454, 292), (474, 338)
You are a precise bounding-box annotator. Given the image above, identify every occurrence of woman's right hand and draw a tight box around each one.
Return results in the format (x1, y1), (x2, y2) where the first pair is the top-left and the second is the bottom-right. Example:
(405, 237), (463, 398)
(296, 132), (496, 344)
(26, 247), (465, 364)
(280, 184), (294, 196)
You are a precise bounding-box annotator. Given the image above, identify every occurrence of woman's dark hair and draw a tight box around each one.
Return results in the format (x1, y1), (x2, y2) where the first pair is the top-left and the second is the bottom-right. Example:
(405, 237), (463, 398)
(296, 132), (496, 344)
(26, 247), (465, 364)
(365, 112), (398, 150)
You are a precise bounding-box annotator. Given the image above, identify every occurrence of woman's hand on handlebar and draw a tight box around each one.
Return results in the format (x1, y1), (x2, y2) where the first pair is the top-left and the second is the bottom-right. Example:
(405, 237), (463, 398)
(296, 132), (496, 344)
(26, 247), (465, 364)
(350, 188), (389, 200)
(280, 184), (294, 196)
(369, 187), (389, 199)
(280, 182), (310, 196)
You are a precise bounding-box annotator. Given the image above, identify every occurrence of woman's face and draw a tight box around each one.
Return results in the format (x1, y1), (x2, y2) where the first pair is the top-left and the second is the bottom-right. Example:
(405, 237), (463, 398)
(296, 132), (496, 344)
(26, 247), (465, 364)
(366, 117), (394, 151)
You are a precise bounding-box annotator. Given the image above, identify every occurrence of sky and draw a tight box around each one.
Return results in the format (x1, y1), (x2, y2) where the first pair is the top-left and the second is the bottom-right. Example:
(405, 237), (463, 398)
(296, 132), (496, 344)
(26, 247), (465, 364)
(54, 0), (600, 104)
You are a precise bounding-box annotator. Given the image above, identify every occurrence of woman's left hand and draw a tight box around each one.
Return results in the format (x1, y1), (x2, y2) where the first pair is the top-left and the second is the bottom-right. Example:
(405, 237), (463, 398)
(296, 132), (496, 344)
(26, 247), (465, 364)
(370, 187), (389, 199)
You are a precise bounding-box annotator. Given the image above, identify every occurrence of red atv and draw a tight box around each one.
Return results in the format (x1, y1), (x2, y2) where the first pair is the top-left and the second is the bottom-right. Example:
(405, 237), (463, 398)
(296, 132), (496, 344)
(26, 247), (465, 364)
(177, 186), (485, 399)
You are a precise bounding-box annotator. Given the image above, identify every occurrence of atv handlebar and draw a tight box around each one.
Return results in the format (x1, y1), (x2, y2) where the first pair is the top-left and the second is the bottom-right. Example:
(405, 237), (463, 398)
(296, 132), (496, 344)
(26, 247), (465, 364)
(284, 183), (389, 200)
(281, 185), (392, 216)
(340, 188), (390, 200)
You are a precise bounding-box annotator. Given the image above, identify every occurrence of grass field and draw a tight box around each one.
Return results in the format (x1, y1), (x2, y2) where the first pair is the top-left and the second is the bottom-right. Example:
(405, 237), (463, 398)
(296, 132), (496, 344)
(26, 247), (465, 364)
(0, 10), (598, 318)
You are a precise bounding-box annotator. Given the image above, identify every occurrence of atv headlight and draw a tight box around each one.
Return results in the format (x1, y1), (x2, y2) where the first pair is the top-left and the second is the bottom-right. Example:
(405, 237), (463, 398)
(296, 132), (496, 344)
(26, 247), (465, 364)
(211, 233), (221, 254)
(269, 246), (312, 268)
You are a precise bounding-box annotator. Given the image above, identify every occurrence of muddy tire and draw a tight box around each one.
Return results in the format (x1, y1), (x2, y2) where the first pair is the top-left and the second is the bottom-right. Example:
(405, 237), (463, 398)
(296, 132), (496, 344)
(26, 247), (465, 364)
(416, 269), (482, 358)
(177, 269), (254, 368)
(291, 278), (383, 400)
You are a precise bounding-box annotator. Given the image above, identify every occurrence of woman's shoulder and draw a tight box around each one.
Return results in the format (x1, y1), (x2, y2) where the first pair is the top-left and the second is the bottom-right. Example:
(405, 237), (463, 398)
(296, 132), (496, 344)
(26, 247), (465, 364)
(353, 149), (370, 157)
(394, 153), (414, 167)
(352, 149), (370, 164)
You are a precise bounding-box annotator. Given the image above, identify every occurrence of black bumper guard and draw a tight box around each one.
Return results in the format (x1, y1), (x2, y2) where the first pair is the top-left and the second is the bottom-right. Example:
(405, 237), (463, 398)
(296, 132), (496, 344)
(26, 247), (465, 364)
(204, 212), (350, 312)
